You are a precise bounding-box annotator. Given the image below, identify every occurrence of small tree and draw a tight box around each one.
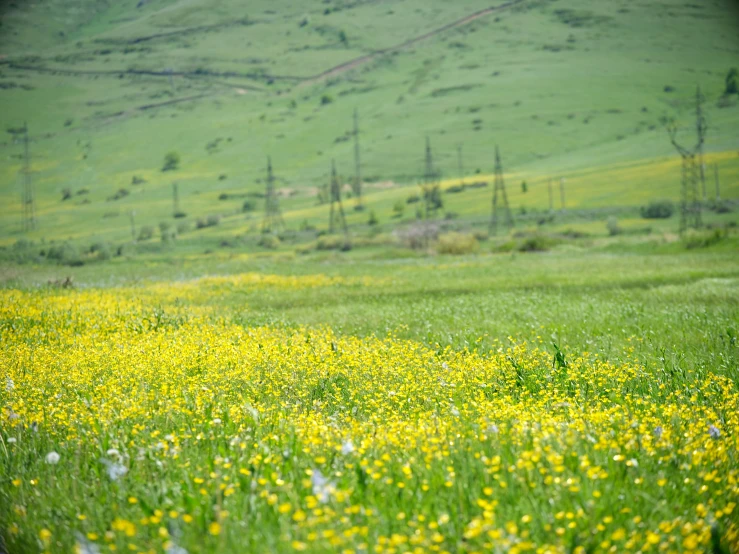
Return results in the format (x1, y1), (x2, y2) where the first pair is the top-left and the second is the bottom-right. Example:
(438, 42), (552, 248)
(521, 181), (528, 194)
(725, 68), (738, 96)
(162, 151), (181, 172)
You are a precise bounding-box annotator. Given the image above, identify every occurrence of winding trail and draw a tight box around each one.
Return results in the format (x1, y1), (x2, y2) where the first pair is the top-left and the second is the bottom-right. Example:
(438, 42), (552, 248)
(300, 0), (524, 87)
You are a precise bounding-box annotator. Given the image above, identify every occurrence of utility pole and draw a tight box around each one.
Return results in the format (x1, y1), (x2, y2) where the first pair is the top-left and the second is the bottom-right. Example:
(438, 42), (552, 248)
(130, 211), (137, 242)
(559, 178), (566, 212)
(328, 159), (349, 239)
(490, 145), (514, 235)
(21, 122), (36, 231)
(457, 144), (464, 187)
(262, 156), (284, 233)
(352, 108), (363, 209)
(172, 182), (180, 216)
(714, 164), (720, 200)
(666, 85), (706, 233)
(548, 178), (553, 212)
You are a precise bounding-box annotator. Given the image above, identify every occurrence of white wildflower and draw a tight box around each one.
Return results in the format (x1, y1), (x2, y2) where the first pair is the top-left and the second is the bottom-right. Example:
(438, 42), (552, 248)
(7, 437), (17, 444)
(5, 377), (14, 392)
(165, 542), (188, 554)
(101, 458), (128, 481)
(709, 425), (721, 439)
(311, 469), (335, 504)
(341, 439), (355, 455)
(653, 426), (663, 439)
(75, 533), (101, 554)
(45, 451), (60, 465)
(211, 418), (222, 425)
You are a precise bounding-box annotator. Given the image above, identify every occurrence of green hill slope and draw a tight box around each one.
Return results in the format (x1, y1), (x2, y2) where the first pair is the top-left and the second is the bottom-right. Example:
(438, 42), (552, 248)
(1, 0), (738, 246)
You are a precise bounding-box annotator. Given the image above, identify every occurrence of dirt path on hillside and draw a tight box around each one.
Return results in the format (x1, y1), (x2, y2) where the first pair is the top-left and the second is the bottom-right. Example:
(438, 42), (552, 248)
(1, 0), (522, 88)
(299, 0), (524, 87)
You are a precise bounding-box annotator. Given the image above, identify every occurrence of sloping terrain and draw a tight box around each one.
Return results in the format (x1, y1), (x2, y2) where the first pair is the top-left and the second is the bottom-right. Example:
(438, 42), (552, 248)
(0, 0), (738, 245)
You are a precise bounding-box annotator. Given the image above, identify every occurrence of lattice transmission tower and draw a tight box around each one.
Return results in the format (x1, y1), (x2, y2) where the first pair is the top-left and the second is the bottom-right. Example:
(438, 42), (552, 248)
(352, 108), (363, 209)
(666, 86), (706, 233)
(328, 160), (349, 237)
(421, 137), (442, 219)
(489, 145), (513, 235)
(262, 156), (284, 233)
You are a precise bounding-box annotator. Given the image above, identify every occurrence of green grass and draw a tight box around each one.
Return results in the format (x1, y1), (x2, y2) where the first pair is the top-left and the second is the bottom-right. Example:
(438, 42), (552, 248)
(1, 242), (738, 553)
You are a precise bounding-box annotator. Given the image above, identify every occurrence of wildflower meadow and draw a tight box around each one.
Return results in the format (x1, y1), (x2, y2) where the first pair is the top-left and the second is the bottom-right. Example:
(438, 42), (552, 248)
(1, 256), (738, 553)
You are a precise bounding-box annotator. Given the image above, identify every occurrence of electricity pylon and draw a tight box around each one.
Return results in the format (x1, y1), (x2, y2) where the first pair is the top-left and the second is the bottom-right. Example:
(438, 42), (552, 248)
(262, 156), (284, 233)
(666, 86), (706, 233)
(328, 160), (348, 238)
(490, 145), (513, 235)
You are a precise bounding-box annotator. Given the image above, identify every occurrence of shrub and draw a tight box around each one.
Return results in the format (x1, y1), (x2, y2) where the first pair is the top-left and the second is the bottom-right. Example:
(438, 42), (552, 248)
(683, 228), (727, 249)
(242, 200), (257, 213)
(320, 94), (333, 105)
(514, 233), (560, 252)
(606, 216), (621, 236)
(138, 225), (154, 241)
(394, 222), (441, 250)
(61, 188), (72, 201)
(641, 200), (674, 219)
(368, 210), (379, 226)
(159, 221), (173, 242)
(107, 188), (130, 201)
(89, 241), (111, 261)
(436, 232), (478, 255)
(316, 235), (343, 250)
(131, 175), (146, 185)
(725, 68), (738, 95)
(392, 201), (405, 218)
(206, 214), (221, 227)
(47, 242), (83, 266)
(258, 234), (281, 250)
(162, 151), (180, 172)
(406, 194), (421, 204)
(173, 211), (187, 219)
(176, 221), (191, 235)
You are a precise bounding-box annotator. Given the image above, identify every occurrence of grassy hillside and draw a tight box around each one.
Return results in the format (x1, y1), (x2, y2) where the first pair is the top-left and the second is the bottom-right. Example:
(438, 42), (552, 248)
(1, 0), (738, 247)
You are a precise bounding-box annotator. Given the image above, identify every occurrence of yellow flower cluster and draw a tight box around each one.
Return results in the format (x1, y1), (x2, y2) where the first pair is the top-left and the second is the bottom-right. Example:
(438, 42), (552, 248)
(1, 283), (737, 553)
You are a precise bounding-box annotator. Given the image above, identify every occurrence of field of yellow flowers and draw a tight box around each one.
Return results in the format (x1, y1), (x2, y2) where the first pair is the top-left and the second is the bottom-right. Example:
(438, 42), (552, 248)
(1, 266), (738, 553)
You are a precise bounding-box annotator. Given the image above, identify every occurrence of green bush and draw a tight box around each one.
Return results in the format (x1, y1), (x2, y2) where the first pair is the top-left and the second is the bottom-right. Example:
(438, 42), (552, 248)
(640, 200), (674, 219)
(89, 241), (112, 261)
(176, 221), (191, 235)
(259, 234), (281, 250)
(162, 151), (180, 172)
(436, 232), (479, 255)
(242, 200), (257, 213)
(606, 216), (621, 236)
(316, 235), (343, 250)
(138, 225), (154, 241)
(683, 228), (727, 249)
(47, 242), (83, 266)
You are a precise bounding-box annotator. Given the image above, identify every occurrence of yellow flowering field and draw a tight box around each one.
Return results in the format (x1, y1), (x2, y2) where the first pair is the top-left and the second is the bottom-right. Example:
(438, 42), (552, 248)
(1, 278), (738, 554)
